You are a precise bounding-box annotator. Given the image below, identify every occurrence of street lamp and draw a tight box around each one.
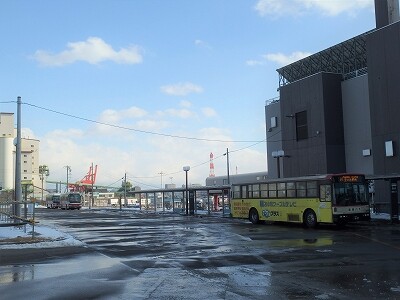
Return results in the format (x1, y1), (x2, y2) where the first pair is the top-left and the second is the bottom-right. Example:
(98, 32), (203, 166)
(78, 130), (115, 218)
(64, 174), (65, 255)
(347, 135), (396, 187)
(158, 171), (164, 188)
(39, 165), (50, 202)
(183, 166), (190, 215)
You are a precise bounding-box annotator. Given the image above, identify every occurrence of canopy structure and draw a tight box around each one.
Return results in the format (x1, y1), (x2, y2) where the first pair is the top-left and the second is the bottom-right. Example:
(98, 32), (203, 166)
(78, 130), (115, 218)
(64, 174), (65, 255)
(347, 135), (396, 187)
(277, 31), (371, 88)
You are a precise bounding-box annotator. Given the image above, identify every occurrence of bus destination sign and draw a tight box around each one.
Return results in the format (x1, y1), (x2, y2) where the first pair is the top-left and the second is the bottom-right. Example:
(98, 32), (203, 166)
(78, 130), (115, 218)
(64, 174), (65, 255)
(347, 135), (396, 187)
(337, 175), (362, 183)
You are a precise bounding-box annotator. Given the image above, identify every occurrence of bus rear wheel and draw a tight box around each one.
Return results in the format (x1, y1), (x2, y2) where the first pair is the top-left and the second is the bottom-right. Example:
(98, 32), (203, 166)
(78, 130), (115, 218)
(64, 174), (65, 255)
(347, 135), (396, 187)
(304, 209), (317, 228)
(249, 208), (260, 224)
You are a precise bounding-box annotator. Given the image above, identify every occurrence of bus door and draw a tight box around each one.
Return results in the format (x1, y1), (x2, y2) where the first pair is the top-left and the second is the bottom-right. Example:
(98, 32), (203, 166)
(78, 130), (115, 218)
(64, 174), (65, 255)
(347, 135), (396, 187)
(319, 184), (333, 223)
(231, 185), (251, 218)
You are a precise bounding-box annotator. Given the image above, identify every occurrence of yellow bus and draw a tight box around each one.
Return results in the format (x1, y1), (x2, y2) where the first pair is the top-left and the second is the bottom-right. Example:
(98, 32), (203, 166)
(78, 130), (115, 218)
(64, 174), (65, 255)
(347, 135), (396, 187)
(230, 174), (370, 228)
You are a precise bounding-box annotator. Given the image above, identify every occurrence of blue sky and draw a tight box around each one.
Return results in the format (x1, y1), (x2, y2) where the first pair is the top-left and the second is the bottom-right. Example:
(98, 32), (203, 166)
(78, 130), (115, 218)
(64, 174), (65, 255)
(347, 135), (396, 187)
(0, 0), (376, 189)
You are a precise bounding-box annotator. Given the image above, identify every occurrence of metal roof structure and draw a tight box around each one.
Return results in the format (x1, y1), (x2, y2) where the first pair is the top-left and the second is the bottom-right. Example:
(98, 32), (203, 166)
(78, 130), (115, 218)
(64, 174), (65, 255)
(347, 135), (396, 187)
(277, 31), (371, 87)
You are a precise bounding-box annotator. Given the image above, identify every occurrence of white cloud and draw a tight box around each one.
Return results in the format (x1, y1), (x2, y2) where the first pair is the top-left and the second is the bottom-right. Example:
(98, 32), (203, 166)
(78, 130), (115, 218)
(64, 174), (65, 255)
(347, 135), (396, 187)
(37, 102), (265, 189)
(198, 127), (232, 144)
(180, 100), (192, 108)
(254, 0), (373, 18)
(165, 108), (194, 119)
(195, 39), (212, 49)
(247, 51), (312, 67)
(40, 124), (266, 188)
(302, 0), (373, 16)
(264, 51), (312, 66)
(161, 82), (203, 96)
(21, 128), (36, 139)
(255, 0), (299, 17)
(136, 119), (169, 131)
(98, 106), (147, 124)
(246, 60), (265, 66)
(33, 37), (143, 67)
(201, 107), (217, 118)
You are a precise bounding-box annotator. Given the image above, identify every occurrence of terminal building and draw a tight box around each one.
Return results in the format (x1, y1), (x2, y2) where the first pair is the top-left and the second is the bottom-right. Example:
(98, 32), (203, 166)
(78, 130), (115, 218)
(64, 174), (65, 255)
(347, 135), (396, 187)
(0, 112), (41, 192)
(265, 0), (400, 212)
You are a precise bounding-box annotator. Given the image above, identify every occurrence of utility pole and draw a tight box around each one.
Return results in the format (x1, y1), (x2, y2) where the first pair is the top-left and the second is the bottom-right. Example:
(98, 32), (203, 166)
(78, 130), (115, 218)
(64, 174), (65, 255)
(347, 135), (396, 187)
(223, 148), (231, 214)
(226, 148), (230, 185)
(90, 162), (94, 209)
(183, 166), (190, 215)
(124, 172), (127, 207)
(14, 96), (22, 221)
(39, 165), (49, 202)
(64, 166), (71, 192)
(159, 171), (164, 211)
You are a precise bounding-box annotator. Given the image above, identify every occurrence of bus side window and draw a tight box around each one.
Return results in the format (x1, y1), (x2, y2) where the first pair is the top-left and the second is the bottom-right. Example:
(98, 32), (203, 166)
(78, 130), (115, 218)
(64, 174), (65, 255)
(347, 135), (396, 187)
(248, 184), (253, 198)
(277, 182), (286, 198)
(260, 183), (268, 198)
(307, 181), (318, 197)
(268, 183), (277, 198)
(241, 185), (248, 198)
(296, 182), (306, 197)
(233, 186), (240, 199)
(287, 182), (295, 198)
(320, 185), (332, 202)
(252, 184), (260, 198)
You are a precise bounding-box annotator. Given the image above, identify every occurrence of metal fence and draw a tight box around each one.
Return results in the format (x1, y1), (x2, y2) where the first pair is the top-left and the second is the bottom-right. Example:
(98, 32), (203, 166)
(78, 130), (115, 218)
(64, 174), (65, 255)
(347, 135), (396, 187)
(0, 201), (36, 226)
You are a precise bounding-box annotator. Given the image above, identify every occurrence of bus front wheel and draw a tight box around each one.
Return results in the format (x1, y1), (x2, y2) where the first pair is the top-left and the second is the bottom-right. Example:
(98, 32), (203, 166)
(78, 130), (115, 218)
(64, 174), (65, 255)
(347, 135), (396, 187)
(249, 208), (260, 224)
(304, 209), (317, 228)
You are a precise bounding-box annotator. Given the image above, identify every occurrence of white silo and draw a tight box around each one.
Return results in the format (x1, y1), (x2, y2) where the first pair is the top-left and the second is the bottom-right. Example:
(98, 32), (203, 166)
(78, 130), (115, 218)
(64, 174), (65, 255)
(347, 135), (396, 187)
(0, 136), (14, 190)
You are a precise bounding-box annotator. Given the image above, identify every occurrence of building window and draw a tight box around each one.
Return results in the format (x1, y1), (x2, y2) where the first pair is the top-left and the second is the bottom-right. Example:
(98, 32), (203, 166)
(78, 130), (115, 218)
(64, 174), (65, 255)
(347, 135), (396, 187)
(271, 117), (277, 128)
(296, 111), (308, 141)
(385, 141), (394, 157)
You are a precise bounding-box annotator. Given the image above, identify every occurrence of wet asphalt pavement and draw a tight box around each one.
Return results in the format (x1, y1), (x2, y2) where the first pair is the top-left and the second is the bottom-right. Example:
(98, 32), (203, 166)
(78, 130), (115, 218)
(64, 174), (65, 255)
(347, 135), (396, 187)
(1, 208), (400, 299)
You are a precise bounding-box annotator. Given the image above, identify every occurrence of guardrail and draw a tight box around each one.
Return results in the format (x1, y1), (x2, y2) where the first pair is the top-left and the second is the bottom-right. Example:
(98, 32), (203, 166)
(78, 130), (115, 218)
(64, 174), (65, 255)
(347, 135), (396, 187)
(0, 201), (37, 237)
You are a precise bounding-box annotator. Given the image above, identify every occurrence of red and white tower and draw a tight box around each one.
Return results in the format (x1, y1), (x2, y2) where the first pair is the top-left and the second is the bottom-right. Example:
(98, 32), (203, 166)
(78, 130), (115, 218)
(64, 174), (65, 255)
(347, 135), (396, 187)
(209, 152), (215, 177)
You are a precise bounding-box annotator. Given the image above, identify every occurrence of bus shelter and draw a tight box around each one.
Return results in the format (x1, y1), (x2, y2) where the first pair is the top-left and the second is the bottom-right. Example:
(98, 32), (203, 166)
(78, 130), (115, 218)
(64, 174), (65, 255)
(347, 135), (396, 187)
(129, 185), (231, 216)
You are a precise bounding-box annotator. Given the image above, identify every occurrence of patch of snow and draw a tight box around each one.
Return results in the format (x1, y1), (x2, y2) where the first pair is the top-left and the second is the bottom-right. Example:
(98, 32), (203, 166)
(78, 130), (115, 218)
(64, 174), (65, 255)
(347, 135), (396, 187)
(0, 224), (84, 249)
(370, 212), (391, 220)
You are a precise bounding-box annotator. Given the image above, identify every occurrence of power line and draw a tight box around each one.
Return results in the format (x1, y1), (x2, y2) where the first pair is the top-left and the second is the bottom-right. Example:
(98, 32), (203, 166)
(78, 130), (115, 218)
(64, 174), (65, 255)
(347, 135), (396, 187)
(23, 102), (265, 143)
(125, 176), (160, 189)
(12, 100), (268, 185)
(125, 140), (267, 181)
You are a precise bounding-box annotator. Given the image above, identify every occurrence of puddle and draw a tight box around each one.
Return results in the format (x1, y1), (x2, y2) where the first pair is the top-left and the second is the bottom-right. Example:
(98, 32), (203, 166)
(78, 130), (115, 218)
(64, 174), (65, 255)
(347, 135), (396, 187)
(0, 253), (120, 283)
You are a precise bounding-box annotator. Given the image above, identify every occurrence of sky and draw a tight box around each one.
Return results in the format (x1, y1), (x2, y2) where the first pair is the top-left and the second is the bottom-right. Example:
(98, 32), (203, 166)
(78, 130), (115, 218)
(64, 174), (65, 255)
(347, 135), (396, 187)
(0, 0), (376, 190)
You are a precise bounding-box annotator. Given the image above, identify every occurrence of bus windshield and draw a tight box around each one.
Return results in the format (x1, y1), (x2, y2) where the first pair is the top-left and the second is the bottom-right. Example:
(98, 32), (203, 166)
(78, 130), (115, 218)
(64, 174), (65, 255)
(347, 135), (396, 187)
(68, 194), (81, 203)
(52, 195), (61, 203)
(333, 183), (369, 206)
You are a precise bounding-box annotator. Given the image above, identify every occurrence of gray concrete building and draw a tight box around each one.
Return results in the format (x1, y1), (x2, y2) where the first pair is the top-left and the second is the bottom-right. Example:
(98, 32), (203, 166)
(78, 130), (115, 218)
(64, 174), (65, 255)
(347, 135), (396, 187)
(265, 0), (400, 212)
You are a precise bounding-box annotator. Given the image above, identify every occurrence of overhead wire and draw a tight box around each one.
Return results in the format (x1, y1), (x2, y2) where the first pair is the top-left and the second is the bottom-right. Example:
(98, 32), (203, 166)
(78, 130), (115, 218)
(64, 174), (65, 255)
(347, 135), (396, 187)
(6, 99), (269, 184)
(22, 101), (265, 143)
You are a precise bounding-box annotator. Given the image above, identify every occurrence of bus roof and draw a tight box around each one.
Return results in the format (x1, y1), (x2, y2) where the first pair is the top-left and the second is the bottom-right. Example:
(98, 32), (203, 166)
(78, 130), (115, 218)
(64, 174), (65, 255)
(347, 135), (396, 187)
(231, 173), (365, 186)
